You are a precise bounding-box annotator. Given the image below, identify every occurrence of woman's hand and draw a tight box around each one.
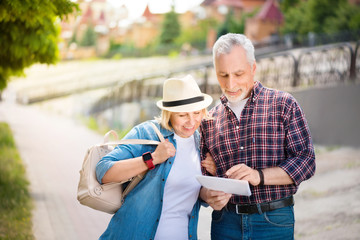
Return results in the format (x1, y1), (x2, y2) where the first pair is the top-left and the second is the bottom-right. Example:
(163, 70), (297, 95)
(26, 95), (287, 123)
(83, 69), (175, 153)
(152, 139), (176, 165)
(201, 152), (217, 175)
(200, 187), (232, 211)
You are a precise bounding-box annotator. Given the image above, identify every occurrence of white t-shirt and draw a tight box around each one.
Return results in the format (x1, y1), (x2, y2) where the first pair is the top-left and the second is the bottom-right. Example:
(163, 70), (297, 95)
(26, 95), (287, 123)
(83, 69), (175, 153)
(228, 97), (249, 120)
(154, 134), (202, 240)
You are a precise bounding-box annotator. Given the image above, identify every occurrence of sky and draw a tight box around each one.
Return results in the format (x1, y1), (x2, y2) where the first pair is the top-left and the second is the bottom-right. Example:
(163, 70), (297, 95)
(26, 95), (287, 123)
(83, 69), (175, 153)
(108, 0), (205, 19)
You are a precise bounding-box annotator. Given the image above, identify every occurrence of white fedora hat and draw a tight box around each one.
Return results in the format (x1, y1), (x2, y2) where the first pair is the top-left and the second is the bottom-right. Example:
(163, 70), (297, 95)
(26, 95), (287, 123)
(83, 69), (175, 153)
(156, 75), (213, 112)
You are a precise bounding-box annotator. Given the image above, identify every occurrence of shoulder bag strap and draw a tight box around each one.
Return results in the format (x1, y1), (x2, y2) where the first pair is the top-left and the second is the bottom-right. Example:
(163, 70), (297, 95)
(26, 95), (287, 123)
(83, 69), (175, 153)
(149, 121), (165, 142)
(122, 122), (165, 197)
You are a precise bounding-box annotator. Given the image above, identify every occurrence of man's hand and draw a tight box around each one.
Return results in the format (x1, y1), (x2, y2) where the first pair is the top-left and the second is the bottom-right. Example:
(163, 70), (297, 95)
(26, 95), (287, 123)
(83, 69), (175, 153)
(227, 165), (295, 186)
(226, 164), (261, 186)
(201, 152), (216, 176)
(200, 187), (232, 210)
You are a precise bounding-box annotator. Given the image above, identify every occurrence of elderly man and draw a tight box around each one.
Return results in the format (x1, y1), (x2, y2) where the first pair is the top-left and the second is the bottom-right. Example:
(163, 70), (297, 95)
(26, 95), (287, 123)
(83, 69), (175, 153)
(199, 33), (316, 239)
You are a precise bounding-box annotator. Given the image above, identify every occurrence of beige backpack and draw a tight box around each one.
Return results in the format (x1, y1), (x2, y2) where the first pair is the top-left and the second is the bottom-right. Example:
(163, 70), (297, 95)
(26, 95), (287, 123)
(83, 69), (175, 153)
(77, 122), (164, 214)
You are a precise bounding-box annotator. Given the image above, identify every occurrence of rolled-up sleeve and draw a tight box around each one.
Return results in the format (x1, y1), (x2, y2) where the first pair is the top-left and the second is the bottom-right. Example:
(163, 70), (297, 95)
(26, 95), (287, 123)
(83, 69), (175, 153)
(95, 128), (140, 184)
(279, 101), (316, 186)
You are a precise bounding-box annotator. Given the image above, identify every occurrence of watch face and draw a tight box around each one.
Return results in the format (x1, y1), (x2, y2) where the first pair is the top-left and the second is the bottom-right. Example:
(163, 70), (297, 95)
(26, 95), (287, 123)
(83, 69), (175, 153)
(143, 152), (152, 161)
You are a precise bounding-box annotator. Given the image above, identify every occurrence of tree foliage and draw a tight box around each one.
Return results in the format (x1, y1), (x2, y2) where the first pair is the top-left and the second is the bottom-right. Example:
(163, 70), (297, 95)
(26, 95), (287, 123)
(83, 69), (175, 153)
(324, 1), (360, 33)
(176, 18), (219, 50)
(159, 7), (181, 45)
(281, 0), (360, 35)
(0, 0), (79, 90)
(217, 8), (258, 37)
(80, 25), (97, 47)
(279, 0), (301, 13)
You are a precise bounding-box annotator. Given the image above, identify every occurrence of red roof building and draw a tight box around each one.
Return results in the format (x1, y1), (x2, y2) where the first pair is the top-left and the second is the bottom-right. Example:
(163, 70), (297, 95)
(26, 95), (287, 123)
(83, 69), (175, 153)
(127, 5), (163, 48)
(213, 0), (244, 8)
(142, 5), (156, 21)
(255, 0), (283, 24)
(80, 6), (94, 25)
(245, 0), (284, 42)
(202, 0), (217, 6)
(97, 10), (106, 26)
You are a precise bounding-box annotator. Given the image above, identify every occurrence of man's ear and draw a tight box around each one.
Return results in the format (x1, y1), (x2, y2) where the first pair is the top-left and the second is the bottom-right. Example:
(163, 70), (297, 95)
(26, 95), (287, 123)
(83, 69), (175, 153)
(252, 62), (257, 75)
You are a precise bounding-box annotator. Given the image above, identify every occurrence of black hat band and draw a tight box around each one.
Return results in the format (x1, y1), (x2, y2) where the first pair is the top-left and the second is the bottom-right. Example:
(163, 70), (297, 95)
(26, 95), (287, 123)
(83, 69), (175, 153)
(162, 96), (204, 107)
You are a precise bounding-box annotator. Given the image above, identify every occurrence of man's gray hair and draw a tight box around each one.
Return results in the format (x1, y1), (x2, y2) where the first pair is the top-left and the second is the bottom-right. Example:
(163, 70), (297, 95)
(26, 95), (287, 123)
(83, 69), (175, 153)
(212, 33), (255, 66)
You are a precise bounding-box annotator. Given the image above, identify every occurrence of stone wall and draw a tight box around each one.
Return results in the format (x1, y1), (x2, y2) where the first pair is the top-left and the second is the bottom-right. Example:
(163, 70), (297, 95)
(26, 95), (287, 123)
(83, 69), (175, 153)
(292, 83), (360, 147)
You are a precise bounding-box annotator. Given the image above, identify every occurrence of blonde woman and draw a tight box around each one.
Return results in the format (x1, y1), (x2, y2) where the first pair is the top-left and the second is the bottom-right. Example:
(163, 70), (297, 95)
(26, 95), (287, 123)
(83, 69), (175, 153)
(96, 75), (213, 240)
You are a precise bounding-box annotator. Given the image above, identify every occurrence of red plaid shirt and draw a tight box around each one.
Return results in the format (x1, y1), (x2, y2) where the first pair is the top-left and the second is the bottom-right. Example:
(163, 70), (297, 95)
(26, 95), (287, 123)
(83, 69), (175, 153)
(200, 82), (316, 204)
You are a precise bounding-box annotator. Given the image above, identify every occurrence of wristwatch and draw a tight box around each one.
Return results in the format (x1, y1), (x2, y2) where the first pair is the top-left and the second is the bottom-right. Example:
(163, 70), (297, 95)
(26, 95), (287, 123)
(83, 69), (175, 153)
(142, 152), (155, 170)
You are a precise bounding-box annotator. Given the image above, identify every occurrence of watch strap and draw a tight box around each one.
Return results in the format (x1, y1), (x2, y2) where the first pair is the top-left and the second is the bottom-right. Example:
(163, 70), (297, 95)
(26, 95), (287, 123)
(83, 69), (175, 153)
(142, 152), (155, 170)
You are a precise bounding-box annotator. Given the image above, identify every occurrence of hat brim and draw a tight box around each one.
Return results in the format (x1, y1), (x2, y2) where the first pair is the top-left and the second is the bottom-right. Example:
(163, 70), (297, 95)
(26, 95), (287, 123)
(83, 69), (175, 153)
(156, 94), (213, 112)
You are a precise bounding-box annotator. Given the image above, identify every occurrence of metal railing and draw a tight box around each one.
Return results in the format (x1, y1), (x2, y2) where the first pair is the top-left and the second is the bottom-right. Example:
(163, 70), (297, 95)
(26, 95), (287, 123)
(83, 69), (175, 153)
(256, 42), (358, 90)
(90, 41), (359, 114)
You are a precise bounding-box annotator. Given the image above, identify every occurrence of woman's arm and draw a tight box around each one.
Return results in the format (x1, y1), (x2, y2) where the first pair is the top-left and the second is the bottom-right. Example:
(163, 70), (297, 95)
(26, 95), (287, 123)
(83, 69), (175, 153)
(101, 156), (148, 183)
(101, 139), (176, 183)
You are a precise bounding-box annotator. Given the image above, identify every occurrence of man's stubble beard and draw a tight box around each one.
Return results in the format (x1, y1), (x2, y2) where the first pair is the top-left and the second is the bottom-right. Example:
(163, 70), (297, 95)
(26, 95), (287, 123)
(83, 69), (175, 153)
(223, 87), (250, 103)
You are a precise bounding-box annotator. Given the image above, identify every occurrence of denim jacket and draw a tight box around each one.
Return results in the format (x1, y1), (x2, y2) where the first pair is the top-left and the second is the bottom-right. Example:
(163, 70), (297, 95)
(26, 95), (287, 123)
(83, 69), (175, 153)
(96, 120), (201, 240)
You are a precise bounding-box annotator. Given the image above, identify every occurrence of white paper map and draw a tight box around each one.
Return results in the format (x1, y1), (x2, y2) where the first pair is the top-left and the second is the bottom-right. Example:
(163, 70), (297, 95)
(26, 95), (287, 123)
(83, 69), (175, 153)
(196, 175), (252, 196)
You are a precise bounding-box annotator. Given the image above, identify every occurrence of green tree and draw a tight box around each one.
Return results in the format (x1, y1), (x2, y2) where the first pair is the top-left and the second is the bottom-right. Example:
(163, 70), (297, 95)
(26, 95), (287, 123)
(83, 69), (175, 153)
(159, 6), (181, 45)
(217, 8), (258, 37)
(0, 0), (79, 90)
(281, 0), (360, 35)
(279, 0), (300, 12)
(217, 9), (235, 37)
(80, 25), (97, 47)
(307, 0), (344, 33)
(324, 2), (360, 33)
(280, 0), (310, 35)
(176, 18), (219, 50)
(69, 29), (78, 46)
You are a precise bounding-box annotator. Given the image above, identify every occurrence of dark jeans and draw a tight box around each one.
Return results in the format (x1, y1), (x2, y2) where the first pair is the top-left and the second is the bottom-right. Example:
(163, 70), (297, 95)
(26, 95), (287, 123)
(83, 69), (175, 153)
(211, 205), (294, 240)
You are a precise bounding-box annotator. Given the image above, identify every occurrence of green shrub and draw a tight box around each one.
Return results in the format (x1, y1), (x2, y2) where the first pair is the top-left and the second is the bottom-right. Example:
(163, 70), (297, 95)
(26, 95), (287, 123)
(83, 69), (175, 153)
(0, 123), (33, 240)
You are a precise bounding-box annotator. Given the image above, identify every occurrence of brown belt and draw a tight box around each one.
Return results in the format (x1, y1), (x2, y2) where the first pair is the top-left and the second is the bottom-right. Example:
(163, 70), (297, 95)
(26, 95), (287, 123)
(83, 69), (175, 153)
(226, 196), (294, 215)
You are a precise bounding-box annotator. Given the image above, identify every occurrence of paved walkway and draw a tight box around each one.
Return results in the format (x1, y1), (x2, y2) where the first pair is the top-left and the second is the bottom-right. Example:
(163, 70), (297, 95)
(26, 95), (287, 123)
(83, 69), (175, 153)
(1, 101), (359, 239)
(1, 102), (112, 240)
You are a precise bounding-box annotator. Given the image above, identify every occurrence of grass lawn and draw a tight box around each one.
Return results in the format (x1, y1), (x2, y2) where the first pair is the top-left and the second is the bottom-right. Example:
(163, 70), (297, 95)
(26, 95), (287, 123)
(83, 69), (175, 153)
(0, 122), (33, 240)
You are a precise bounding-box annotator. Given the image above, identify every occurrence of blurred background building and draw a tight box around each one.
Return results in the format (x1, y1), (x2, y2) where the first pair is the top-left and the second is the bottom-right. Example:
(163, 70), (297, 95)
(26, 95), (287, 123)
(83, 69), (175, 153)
(59, 0), (286, 59)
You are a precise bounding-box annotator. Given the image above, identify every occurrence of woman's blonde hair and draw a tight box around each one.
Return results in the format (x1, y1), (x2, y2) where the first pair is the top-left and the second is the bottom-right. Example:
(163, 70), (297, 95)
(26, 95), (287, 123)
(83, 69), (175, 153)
(155, 109), (212, 131)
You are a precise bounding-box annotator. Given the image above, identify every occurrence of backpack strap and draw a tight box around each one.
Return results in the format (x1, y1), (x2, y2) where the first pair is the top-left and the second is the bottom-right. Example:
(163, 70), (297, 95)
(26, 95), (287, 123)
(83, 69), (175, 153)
(149, 122), (165, 142)
(121, 122), (165, 197)
(99, 139), (160, 147)
(102, 121), (164, 146)
(103, 130), (118, 143)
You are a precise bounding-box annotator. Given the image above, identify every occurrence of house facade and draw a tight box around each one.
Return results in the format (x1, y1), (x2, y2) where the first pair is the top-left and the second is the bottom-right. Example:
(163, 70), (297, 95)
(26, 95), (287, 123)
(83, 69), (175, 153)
(59, 0), (286, 59)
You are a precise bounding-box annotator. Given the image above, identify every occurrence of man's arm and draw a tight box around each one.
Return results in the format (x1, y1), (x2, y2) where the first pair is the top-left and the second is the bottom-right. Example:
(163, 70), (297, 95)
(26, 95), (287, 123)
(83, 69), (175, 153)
(261, 167), (293, 185)
(226, 165), (293, 186)
(279, 99), (316, 186)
